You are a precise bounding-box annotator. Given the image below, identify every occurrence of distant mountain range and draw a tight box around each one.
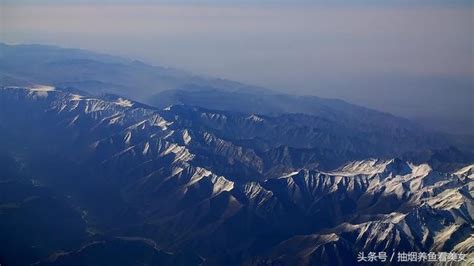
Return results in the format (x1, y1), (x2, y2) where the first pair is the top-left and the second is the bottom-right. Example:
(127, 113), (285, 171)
(0, 43), (266, 100)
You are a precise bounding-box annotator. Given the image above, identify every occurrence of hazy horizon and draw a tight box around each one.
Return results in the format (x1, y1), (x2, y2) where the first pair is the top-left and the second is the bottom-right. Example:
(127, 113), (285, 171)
(1, 0), (473, 134)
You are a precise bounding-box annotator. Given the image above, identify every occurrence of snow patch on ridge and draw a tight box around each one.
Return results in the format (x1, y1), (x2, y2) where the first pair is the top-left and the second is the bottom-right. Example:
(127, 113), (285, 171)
(28, 85), (56, 98)
(189, 168), (213, 185)
(182, 130), (192, 145)
(29, 85), (56, 92)
(332, 158), (413, 176)
(454, 164), (474, 179)
(247, 114), (264, 122)
(115, 98), (134, 107)
(211, 176), (234, 195)
(142, 142), (150, 155)
(279, 171), (301, 179)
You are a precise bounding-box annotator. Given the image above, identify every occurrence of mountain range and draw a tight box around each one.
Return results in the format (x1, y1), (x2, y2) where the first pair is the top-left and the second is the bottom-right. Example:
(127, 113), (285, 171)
(0, 44), (473, 265)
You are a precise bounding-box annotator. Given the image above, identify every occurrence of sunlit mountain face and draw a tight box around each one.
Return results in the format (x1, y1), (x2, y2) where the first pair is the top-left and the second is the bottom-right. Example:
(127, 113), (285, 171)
(0, 44), (473, 266)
